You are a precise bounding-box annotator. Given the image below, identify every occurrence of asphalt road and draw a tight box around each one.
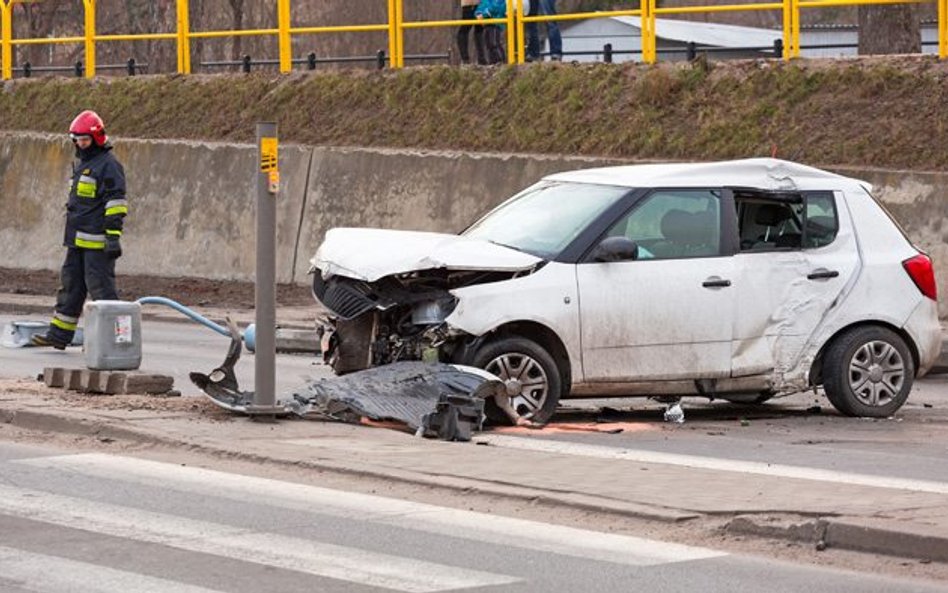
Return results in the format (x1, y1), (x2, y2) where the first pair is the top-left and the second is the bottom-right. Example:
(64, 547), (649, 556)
(0, 440), (944, 593)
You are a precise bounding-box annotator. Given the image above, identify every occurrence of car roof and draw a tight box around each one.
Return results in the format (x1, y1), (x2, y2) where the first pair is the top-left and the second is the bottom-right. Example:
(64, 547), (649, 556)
(545, 158), (871, 193)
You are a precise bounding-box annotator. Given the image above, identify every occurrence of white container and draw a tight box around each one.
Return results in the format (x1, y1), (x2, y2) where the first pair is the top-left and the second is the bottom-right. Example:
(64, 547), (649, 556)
(83, 300), (142, 370)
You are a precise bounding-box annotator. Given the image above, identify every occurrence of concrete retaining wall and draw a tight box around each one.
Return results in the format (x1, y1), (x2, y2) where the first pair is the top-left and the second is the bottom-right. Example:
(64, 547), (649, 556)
(1, 133), (945, 315)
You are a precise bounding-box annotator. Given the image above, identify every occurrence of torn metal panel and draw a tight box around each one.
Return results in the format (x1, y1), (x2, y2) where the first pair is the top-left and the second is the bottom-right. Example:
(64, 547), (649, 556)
(190, 322), (505, 441)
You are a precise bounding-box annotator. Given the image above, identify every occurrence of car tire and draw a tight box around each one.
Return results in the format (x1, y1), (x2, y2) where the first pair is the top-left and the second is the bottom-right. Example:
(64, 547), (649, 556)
(470, 336), (563, 425)
(822, 326), (915, 418)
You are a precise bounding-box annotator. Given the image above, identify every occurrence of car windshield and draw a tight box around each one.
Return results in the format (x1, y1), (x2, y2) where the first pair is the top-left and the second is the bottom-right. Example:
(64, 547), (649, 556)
(464, 181), (631, 259)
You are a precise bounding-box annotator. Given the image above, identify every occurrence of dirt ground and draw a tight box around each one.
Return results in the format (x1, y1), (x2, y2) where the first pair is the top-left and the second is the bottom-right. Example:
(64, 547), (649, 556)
(0, 267), (312, 310)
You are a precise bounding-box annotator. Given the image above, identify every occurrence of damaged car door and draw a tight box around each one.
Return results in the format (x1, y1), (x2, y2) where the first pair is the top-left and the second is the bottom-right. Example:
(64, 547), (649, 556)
(577, 189), (735, 382)
(730, 190), (857, 384)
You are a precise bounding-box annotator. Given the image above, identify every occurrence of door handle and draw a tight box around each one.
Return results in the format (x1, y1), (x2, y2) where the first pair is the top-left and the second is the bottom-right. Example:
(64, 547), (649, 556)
(807, 270), (839, 280)
(702, 278), (731, 288)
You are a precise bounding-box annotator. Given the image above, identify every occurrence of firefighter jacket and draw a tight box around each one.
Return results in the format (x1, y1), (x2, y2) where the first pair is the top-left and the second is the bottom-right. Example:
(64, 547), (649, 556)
(63, 145), (128, 250)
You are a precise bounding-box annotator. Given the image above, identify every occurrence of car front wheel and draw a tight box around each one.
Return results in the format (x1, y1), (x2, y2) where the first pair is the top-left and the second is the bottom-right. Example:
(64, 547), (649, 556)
(822, 326), (915, 418)
(470, 336), (563, 425)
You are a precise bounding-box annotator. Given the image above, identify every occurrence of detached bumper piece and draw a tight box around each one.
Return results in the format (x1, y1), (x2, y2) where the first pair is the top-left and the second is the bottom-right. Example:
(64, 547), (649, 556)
(190, 322), (502, 441)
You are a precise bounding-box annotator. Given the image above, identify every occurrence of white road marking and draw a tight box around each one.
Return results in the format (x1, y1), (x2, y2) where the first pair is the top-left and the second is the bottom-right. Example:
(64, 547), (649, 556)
(0, 485), (518, 593)
(476, 435), (948, 495)
(16, 453), (725, 566)
(0, 545), (228, 593)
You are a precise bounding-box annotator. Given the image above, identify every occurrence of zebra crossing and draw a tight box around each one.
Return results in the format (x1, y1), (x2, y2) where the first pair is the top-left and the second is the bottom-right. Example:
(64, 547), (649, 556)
(0, 451), (723, 593)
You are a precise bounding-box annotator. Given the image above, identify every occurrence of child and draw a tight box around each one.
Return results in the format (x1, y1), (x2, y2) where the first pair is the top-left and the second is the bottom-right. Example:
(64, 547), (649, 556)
(475, 0), (507, 64)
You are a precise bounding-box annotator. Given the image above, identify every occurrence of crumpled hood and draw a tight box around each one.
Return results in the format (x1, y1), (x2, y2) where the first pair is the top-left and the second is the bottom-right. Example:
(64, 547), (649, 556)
(311, 228), (543, 282)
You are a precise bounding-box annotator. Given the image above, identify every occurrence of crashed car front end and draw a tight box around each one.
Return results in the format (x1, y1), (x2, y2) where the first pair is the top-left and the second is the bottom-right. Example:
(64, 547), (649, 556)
(310, 228), (544, 375)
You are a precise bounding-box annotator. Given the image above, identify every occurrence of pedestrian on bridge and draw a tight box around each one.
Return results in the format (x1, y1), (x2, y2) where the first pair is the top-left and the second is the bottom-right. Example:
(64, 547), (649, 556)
(457, 0), (487, 65)
(475, 0), (507, 64)
(32, 110), (128, 350)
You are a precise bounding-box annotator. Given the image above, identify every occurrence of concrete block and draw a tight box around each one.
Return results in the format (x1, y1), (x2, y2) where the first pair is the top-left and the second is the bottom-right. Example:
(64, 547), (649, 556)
(65, 369), (84, 391)
(43, 367), (65, 388)
(80, 370), (111, 394)
(105, 373), (127, 395)
(122, 373), (174, 395)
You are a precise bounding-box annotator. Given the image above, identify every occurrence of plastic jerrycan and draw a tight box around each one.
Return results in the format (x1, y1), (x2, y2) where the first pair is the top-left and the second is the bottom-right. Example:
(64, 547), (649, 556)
(83, 300), (143, 371)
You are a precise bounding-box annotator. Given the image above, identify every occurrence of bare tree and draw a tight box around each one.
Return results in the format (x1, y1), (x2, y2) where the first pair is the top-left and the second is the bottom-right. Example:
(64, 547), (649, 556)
(228, 0), (244, 61)
(858, 6), (920, 55)
(16, 2), (62, 67)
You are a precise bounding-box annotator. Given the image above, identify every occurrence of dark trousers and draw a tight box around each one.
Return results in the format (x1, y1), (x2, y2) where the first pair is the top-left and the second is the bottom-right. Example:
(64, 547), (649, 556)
(457, 6), (487, 65)
(48, 248), (118, 343)
(484, 25), (506, 64)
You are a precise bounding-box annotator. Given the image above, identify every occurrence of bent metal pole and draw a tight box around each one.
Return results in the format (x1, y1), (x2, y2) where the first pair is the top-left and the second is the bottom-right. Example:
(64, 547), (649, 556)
(251, 121), (280, 417)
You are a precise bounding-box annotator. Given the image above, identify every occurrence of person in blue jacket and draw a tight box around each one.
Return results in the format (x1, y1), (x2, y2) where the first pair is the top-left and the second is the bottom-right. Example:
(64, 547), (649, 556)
(475, 0), (507, 64)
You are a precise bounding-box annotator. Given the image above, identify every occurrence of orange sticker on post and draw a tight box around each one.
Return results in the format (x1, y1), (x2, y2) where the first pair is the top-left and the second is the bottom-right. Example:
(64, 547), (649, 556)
(260, 137), (278, 172)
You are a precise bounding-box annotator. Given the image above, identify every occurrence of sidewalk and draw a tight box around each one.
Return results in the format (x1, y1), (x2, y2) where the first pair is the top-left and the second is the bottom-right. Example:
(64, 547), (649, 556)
(1, 385), (946, 564)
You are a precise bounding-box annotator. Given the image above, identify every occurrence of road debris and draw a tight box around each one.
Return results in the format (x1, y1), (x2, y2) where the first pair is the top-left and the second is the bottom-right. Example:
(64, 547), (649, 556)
(190, 318), (525, 441)
(663, 401), (685, 424)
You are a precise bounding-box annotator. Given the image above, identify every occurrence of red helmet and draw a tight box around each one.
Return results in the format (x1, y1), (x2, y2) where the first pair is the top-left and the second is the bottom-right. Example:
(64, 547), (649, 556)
(69, 110), (108, 146)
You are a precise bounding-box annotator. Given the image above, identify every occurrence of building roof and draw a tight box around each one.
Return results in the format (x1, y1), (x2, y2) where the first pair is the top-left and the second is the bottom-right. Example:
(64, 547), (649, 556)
(546, 158), (869, 192)
(607, 16), (781, 47)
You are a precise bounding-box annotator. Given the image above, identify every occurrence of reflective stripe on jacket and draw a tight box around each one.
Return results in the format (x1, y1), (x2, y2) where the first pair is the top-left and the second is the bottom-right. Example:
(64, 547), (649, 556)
(63, 146), (128, 249)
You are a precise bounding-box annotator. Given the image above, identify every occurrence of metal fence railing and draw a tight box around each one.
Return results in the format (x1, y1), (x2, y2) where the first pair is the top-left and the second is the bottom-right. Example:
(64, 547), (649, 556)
(1, 0), (946, 79)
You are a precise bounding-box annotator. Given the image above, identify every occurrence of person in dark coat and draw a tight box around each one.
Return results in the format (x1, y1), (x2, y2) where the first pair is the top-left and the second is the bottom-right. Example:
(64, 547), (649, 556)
(33, 110), (128, 349)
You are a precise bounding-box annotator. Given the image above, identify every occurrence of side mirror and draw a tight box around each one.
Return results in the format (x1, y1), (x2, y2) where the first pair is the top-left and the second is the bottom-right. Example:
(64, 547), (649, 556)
(592, 237), (639, 263)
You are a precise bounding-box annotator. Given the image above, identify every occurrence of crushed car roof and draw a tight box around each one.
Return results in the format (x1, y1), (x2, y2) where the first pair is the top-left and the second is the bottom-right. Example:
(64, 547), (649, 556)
(546, 158), (871, 193)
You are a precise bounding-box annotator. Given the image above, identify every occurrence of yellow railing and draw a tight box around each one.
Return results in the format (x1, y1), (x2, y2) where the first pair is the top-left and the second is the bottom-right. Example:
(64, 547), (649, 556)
(0, 0), (946, 80)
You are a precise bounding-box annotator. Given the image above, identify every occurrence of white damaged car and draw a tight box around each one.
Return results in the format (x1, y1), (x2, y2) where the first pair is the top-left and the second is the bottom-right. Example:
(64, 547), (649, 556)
(310, 158), (941, 423)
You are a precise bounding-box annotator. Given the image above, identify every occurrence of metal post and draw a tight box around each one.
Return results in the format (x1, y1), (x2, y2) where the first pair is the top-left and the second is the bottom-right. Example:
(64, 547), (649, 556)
(386, 0), (397, 70)
(75, 61), (83, 77)
(395, 0), (404, 67)
(1, 0), (11, 81)
(773, 38), (783, 59)
(307, 51), (316, 70)
(251, 122), (280, 417)
(23, 61), (30, 78)
(603, 43), (613, 63)
(940, 0), (947, 59)
(791, 0), (800, 58)
(127, 58), (136, 75)
(782, 0), (792, 60)
(278, 0), (292, 73)
(377, 49), (386, 69)
(176, 0), (191, 74)
(644, 0), (656, 63)
(242, 54), (251, 73)
(516, 0), (525, 64)
(505, 0), (515, 65)
(83, 0), (96, 78)
(686, 41), (696, 61)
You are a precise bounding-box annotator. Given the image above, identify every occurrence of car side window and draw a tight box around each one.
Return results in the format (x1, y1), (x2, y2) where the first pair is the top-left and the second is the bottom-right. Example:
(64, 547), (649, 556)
(605, 190), (722, 260)
(735, 191), (838, 251)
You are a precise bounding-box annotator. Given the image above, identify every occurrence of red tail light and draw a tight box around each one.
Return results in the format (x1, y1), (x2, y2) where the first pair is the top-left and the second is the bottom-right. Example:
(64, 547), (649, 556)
(903, 254), (937, 301)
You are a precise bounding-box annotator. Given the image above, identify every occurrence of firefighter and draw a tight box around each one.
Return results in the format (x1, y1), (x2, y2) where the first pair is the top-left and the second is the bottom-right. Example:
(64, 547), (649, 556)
(32, 110), (128, 349)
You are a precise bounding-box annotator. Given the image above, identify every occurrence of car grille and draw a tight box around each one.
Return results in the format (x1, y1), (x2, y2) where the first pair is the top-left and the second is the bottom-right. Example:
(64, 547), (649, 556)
(315, 275), (378, 320)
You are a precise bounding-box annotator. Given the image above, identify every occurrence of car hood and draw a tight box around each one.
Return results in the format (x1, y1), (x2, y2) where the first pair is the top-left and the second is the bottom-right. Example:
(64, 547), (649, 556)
(311, 228), (543, 282)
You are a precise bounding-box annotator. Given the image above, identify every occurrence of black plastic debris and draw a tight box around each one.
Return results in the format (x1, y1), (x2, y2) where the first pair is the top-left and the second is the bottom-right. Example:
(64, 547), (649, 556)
(286, 361), (498, 441)
(190, 319), (503, 441)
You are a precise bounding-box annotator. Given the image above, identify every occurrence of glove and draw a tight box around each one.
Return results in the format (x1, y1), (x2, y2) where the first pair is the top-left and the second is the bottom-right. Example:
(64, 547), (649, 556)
(105, 236), (122, 259)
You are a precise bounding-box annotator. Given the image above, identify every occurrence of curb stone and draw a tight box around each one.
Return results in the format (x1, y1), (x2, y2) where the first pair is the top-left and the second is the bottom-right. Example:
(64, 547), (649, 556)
(726, 513), (948, 562)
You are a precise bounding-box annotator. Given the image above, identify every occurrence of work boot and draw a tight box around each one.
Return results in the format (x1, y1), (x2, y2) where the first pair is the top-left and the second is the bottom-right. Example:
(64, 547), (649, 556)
(31, 334), (68, 350)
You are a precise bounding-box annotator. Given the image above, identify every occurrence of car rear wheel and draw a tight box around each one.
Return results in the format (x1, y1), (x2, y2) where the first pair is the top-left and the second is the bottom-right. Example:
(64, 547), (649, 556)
(822, 326), (915, 418)
(470, 336), (563, 425)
